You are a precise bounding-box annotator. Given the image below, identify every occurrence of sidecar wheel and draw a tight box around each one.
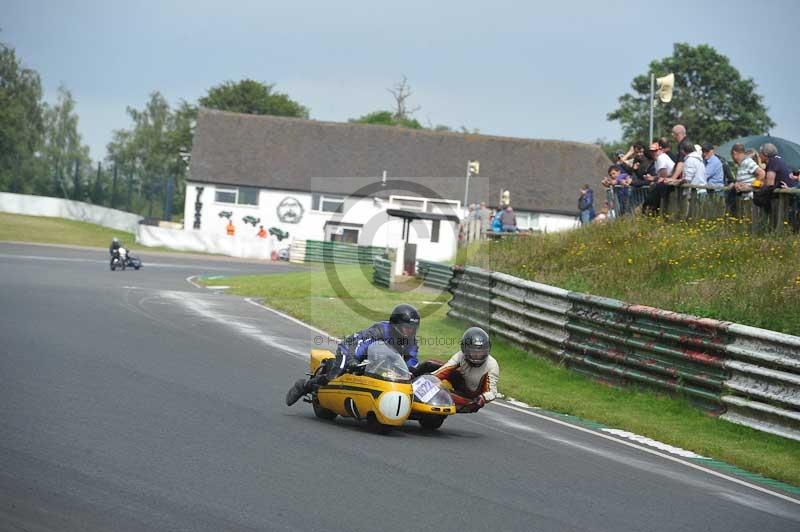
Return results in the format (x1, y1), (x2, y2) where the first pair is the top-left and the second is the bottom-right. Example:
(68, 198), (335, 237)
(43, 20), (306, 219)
(312, 401), (337, 420)
(418, 415), (445, 431)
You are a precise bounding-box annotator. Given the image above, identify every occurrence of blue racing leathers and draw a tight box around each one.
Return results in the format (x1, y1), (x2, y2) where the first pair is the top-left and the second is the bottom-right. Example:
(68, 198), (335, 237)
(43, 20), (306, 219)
(329, 321), (418, 378)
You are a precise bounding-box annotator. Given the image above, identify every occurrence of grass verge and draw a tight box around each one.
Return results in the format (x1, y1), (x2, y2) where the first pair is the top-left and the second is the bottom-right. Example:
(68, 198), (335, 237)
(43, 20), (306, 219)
(0, 212), (137, 248)
(462, 215), (800, 335)
(0, 212), (221, 256)
(203, 265), (800, 487)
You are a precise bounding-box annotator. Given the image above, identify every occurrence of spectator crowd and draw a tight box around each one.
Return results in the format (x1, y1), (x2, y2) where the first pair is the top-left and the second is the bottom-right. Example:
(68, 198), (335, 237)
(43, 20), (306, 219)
(460, 197), (522, 242)
(579, 124), (800, 225)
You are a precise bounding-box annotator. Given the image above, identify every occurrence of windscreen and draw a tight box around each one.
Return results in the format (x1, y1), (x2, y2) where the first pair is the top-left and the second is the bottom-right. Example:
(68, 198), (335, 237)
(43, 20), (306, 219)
(365, 342), (412, 383)
(412, 374), (453, 406)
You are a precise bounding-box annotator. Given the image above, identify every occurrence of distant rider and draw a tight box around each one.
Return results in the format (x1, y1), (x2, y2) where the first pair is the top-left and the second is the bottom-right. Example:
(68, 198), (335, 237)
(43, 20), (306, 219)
(433, 327), (500, 413)
(109, 237), (121, 267)
(285, 304), (421, 405)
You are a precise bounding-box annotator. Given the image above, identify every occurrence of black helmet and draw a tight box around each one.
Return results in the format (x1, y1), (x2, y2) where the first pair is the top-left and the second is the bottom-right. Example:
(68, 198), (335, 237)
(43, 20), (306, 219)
(389, 304), (420, 343)
(461, 327), (490, 367)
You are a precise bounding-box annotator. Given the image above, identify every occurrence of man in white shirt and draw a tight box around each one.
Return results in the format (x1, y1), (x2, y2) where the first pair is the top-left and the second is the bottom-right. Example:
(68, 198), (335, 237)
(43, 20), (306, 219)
(651, 141), (675, 180)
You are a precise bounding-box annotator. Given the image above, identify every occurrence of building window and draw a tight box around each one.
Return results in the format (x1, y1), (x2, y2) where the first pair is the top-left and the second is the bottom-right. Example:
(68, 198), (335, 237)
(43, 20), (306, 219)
(312, 193), (344, 213)
(395, 198), (425, 211)
(215, 188), (237, 204)
(238, 187), (259, 205)
(431, 220), (440, 243)
(215, 187), (259, 206)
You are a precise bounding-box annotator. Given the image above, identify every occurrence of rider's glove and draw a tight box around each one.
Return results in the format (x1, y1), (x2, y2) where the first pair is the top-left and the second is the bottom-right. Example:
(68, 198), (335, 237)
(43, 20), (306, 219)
(458, 396), (485, 413)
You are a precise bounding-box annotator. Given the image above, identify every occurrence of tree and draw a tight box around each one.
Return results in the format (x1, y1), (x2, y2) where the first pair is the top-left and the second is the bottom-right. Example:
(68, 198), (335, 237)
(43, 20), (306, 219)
(126, 92), (175, 217)
(350, 76), (425, 129)
(607, 43), (774, 146)
(350, 110), (423, 129)
(107, 92), (195, 217)
(41, 85), (91, 199)
(387, 75), (420, 123)
(106, 128), (137, 210)
(352, 76), (477, 132)
(0, 41), (44, 193)
(198, 79), (309, 118)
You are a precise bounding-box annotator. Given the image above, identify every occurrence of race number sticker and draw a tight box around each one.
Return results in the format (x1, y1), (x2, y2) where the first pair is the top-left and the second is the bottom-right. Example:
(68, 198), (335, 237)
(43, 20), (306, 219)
(413, 378), (439, 403)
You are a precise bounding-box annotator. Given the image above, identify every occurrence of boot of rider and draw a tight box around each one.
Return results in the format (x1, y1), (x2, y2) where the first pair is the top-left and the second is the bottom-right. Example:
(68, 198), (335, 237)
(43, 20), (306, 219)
(285, 378), (311, 406)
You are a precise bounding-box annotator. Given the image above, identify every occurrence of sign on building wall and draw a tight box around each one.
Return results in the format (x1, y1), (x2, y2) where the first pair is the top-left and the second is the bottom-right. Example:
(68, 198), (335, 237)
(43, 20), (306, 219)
(277, 197), (304, 224)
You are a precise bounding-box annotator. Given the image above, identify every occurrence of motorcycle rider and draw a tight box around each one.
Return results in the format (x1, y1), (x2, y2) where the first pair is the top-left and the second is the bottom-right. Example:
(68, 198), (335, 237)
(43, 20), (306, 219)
(285, 304), (420, 406)
(109, 237), (122, 268)
(432, 327), (499, 413)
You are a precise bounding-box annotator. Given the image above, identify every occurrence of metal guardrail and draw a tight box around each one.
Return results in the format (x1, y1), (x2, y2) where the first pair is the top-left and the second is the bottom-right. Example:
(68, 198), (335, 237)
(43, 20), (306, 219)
(303, 240), (385, 265)
(416, 259), (453, 290)
(448, 265), (800, 442)
(372, 256), (392, 289)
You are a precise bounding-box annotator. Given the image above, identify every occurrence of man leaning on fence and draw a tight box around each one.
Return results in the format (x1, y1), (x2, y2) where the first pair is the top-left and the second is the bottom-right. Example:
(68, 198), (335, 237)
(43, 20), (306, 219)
(675, 140), (707, 193)
(753, 143), (793, 215)
(668, 125), (687, 180)
(642, 140), (676, 214)
(726, 144), (759, 216)
(702, 143), (724, 191)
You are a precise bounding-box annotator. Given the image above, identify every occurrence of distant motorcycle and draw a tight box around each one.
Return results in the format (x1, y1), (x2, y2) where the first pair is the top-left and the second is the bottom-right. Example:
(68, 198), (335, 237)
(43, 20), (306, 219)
(110, 250), (124, 271)
(121, 247), (142, 270)
(111, 247), (142, 271)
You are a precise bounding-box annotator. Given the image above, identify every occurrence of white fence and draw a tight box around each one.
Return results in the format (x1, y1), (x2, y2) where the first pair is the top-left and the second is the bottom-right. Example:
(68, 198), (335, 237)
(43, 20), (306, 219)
(0, 192), (143, 234)
(137, 225), (283, 260)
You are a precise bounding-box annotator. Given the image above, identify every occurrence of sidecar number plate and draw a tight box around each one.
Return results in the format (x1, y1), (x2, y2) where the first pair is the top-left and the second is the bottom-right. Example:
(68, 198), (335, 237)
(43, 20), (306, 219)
(413, 379), (439, 403)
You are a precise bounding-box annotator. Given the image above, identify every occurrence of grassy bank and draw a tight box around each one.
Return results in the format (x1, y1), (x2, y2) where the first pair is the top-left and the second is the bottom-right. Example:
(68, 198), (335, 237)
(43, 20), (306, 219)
(0, 212), (136, 248)
(0, 212), (218, 256)
(203, 265), (800, 488)
(464, 215), (800, 335)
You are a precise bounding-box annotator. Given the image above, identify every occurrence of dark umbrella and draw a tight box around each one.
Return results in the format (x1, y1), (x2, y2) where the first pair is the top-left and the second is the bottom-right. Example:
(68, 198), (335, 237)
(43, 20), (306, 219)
(716, 135), (800, 171)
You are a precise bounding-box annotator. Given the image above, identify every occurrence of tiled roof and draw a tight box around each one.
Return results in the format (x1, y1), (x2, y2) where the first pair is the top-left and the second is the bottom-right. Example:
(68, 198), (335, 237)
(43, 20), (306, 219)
(190, 108), (610, 214)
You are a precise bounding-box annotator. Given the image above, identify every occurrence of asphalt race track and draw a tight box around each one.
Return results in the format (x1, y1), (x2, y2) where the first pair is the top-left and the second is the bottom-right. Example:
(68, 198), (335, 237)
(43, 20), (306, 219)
(1, 242), (799, 531)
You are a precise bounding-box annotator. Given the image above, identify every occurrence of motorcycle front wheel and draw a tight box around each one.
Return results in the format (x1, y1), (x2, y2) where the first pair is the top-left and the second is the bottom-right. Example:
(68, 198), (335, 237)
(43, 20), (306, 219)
(366, 412), (392, 434)
(312, 400), (337, 420)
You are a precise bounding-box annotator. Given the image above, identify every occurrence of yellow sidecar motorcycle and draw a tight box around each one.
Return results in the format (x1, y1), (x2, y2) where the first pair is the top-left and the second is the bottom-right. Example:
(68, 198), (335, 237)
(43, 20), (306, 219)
(307, 342), (414, 433)
(305, 342), (456, 432)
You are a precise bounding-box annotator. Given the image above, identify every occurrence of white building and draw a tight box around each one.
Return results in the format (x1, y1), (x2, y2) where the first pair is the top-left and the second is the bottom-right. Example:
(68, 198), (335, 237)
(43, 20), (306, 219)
(182, 183), (460, 263)
(183, 109), (611, 262)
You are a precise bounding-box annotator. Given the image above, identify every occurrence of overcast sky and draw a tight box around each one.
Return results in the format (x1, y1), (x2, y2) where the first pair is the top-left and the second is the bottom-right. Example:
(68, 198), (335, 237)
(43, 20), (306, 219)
(4, 0), (799, 160)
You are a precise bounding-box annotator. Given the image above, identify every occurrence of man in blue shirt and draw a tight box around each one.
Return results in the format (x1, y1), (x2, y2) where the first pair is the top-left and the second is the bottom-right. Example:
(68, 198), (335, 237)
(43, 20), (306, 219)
(701, 143), (725, 188)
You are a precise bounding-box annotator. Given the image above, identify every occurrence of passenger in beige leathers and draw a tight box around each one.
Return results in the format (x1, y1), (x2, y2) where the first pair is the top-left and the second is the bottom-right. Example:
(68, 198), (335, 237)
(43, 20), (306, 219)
(433, 327), (500, 413)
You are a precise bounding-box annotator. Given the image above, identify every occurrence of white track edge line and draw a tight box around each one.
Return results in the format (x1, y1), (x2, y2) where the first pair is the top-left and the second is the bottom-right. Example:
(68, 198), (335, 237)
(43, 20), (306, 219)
(493, 401), (799, 505)
(243, 298), (338, 340)
(185, 275), (203, 289)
